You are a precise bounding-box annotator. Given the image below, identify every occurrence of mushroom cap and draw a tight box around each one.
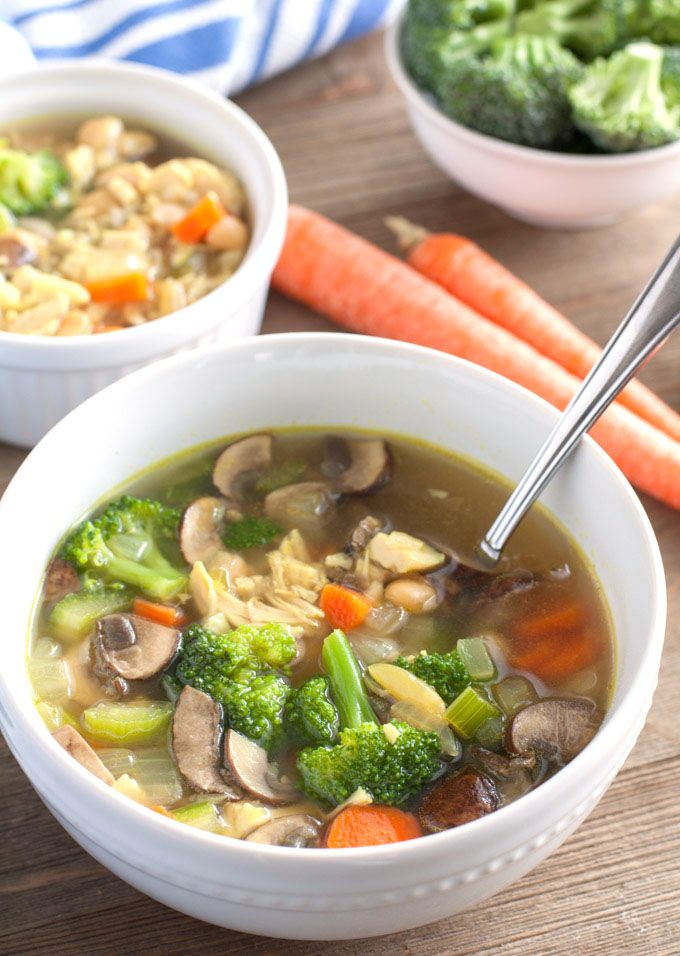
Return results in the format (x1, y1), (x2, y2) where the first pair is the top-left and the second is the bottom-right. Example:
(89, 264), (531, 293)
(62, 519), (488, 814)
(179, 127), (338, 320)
(43, 557), (80, 604)
(246, 813), (321, 847)
(224, 730), (298, 805)
(52, 724), (114, 785)
(335, 439), (391, 495)
(93, 613), (181, 683)
(179, 496), (228, 565)
(212, 434), (272, 500)
(417, 769), (499, 833)
(172, 686), (239, 796)
(264, 481), (334, 531)
(506, 698), (600, 765)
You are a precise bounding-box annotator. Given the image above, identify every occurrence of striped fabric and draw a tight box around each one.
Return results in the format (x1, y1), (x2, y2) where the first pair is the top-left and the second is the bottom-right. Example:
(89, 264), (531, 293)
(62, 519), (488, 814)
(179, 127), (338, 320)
(3, 0), (401, 93)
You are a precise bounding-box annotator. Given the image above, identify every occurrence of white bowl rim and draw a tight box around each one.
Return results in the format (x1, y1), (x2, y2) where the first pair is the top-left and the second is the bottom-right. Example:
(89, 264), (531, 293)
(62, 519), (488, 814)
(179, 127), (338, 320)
(384, 12), (680, 169)
(0, 59), (287, 356)
(0, 332), (666, 867)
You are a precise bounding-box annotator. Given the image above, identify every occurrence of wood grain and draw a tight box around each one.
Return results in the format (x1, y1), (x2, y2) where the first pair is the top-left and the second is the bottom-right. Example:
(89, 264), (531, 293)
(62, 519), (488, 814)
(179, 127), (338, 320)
(1, 31), (679, 955)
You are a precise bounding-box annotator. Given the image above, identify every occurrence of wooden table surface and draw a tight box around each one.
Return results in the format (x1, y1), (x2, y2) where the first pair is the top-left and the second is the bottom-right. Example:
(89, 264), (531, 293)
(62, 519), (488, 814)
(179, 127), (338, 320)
(2, 32), (680, 956)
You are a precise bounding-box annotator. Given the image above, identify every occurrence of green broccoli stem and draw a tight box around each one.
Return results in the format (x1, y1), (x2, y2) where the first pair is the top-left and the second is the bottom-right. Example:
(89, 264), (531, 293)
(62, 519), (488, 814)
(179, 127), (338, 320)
(321, 630), (377, 730)
(105, 553), (187, 601)
(606, 43), (664, 112)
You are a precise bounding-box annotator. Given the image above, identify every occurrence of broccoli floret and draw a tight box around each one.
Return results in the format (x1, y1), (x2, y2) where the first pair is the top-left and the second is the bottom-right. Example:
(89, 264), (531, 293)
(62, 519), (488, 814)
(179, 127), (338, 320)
(0, 147), (68, 216)
(222, 515), (283, 550)
(297, 721), (441, 807)
(516, 0), (623, 60)
(438, 34), (582, 148)
(662, 46), (680, 107)
(407, 0), (516, 30)
(395, 649), (471, 703)
(60, 496), (187, 601)
(174, 623), (296, 750)
(285, 677), (339, 745)
(627, 0), (680, 44)
(569, 41), (680, 151)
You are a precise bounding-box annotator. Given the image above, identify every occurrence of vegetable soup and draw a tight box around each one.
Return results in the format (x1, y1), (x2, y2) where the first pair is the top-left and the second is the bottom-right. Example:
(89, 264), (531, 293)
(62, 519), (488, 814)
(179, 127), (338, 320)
(30, 430), (613, 848)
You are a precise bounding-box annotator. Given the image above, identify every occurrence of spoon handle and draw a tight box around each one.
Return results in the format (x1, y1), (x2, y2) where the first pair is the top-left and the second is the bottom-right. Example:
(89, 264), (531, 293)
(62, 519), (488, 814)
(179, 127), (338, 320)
(479, 234), (680, 564)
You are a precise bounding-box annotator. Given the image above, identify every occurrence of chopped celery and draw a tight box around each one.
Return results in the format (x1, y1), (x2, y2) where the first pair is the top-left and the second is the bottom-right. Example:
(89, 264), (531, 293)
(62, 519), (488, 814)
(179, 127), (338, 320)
(82, 700), (173, 745)
(457, 638), (495, 682)
(493, 676), (537, 717)
(171, 801), (226, 833)
(475, 715), (506, 751)
(35, 701), (77, 732)
(98, 747), (184, 805)
(28, 638), (71, 703)
(49, 587), (132, 642)
(445, 686), (500, 740)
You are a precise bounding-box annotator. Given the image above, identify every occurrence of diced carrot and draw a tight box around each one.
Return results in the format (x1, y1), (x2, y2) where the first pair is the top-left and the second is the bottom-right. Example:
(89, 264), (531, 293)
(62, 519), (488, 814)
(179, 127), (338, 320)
(87, 272), (149, 305)
(172, 193), (225, 244)
(149, 804), (173, 818)
(515, 602), (587, 642)
(272, 206), (680, 511)
(93, 325), (127, 334)
(324, 805), (422, 848)
(388, 217), (680, 443)
(320, 583), (373, 632)
(511, 634), (597, 682)
(133, 597), (188, 629)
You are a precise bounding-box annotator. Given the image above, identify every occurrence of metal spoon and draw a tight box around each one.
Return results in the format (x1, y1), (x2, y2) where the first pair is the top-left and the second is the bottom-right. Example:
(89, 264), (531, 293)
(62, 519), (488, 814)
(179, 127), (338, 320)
(477, 233), (680, 567)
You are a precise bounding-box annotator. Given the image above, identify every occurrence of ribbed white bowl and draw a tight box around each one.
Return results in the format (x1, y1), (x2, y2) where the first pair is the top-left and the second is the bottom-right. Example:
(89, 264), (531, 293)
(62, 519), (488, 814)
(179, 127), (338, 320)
(0, 61), (287, 447)
(0, 334), (666, 938)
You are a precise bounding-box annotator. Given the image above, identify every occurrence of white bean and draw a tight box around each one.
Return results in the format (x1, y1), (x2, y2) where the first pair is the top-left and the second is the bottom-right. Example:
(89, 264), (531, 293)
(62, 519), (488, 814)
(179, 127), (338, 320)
(384, 577), (438, 615)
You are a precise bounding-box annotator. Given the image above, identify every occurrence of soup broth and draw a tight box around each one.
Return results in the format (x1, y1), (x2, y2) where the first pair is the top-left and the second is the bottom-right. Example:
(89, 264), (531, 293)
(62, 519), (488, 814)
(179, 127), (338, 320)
(30, 430), (613, 847)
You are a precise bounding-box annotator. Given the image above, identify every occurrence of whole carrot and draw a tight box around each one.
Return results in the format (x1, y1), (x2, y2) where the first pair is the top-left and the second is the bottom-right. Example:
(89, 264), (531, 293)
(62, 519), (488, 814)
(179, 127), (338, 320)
(272, 205), (680, 509)
(387, 217), (680, 443)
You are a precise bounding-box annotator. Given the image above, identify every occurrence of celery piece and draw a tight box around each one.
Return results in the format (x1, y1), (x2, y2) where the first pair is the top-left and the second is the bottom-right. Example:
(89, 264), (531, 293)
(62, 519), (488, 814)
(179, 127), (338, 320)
(49, 587), (132, 642)
(98, 746), (183, 805)
(474, 715), (506, 751)
(28, 638), (71, 703)
(456, 638), (495, 682)
(171, 801), (226, 833)
(492, 676), (537, 717)
(36, 701), (77, 732)
(445, 686), (500, 740)
(82, 700), (173, 745)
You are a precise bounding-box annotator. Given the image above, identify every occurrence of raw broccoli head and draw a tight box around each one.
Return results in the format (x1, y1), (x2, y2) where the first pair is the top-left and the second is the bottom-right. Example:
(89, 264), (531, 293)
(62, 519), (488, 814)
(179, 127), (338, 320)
(516, 0), (623, 60)
(396, 649), (471, 704)
(297, 721), (442, 807)
(407, 0), (516, 29)
(662, 46), (680, 107)
(174, 623), (297, 750)
(569, 41), (680, 151)
(285, 677), (339, 745)
(60, 495), (187, 601)
(438, 34), (583, 149)
(0, 147), (68, 216)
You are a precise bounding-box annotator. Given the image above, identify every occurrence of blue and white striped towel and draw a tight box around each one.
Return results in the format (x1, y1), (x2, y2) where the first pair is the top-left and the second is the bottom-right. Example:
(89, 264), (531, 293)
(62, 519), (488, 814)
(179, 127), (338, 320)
(1, 0), (401, 93)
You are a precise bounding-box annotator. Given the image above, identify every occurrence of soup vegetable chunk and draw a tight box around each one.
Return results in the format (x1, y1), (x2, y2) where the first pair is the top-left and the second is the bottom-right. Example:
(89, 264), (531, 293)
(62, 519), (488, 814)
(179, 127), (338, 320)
(30, 431), (613, 848)
(0, 115), (248, 335)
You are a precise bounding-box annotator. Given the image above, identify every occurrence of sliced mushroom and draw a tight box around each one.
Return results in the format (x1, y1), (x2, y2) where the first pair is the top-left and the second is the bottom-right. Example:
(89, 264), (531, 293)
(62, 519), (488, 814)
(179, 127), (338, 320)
(92, 613), (180, 683)
(417, 769), (499, 833)
(172, 686), (239, 796)
(179, 496), (228, 564)
(224, 729), (298, 805)
(212, 434), (272, 500)
(52, 724), (114, 785)
(466, 745), (536, 803)
(335, 439), (391, 495)
(368, 531), (447, 575)
(43, 557), (79, 604)
(264, 481), (334, 531)
(0, 236), (37, 268)
(349, 515), (383, 553)
(246, 813), (321, 847)
(506, 699), (600, 765)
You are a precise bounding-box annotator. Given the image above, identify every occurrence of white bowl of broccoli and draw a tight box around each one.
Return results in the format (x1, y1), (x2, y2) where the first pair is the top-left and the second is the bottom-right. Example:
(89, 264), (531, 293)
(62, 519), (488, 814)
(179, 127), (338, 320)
(386, 1), (680, 228)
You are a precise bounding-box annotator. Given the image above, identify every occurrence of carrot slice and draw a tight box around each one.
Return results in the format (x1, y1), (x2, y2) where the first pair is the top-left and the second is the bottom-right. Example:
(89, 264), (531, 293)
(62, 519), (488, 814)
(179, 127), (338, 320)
(149, 804), (173, 818)
(511, 634), (597, 682)
(320, 583), (373, 632)
(86, 272), (149, 305)
(133, 597), (188, 629)
(388, 218), (680, 443)
(324, 805), (422, 848)
(172, 193), (225, 244)
(272, 206), (680, 511)
(515, 602), (587, 642)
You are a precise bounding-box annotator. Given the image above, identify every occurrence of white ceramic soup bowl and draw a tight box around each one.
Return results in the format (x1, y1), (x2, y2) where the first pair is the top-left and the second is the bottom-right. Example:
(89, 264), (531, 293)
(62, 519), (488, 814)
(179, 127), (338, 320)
(384, 15), (680, 229)
(0, 60), (287, 448)
(0, 334), (666, 940)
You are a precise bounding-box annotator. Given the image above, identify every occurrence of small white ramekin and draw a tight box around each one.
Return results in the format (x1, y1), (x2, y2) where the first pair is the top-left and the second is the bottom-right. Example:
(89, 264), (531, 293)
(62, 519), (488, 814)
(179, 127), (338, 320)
(385, 15), (680, 229)
(0, 60), (287, 448)
(0, 334), (666, 940)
